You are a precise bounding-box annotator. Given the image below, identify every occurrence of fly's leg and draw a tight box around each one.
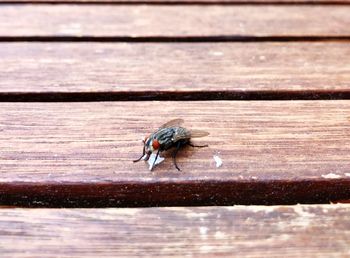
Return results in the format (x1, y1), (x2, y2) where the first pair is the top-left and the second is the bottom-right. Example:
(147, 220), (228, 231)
(172, 141), (183, 171)
(150, 149), (160, 171)
(188, 142), (208, 148)
(133, 145), (146, 162)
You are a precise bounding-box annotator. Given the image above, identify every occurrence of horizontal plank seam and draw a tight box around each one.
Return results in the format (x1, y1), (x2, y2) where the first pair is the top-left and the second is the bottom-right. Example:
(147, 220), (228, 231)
(1, 90), (350, 101)
(0, 179), (349, 207)
(1, 36), (350, 43)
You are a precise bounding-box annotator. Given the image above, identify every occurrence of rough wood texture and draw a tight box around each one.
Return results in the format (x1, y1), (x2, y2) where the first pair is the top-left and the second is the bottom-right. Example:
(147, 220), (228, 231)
(1, 43), (350, 96)
(0, 5), (349, 37)
(2, 0), (350, 3)
(1, 101), (350, 206)
(0, 205), (350, 257)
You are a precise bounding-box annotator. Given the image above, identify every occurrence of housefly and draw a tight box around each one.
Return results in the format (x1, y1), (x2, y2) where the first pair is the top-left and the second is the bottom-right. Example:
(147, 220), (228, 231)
(133, 119), (209, 171)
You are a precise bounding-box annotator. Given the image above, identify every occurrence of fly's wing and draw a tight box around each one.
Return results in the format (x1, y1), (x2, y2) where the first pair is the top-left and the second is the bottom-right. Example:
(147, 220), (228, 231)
(172, 128), (209, 142)
(159, 118), (184, 129)
(172, 127), (191, 142)
(189, 130), (210, 138)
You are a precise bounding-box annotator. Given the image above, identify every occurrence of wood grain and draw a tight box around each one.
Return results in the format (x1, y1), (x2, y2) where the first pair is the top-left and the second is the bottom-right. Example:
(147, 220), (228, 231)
(1, 101), (350, 206)
(2, 0), (350, 3)
(1, 42), (350, 96)
(0, 205), (350, 257)
(0, 5), (349, 37)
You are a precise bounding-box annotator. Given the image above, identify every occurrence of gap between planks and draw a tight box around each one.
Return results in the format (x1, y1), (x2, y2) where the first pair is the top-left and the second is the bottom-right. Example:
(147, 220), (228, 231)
(1, 36), (350, 43)
(1, 101), (350, 207)
(2, 90), (350, 102)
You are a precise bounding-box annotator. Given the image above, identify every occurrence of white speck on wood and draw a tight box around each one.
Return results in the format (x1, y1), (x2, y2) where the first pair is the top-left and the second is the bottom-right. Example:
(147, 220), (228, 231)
(75, 209), (139, 220)
(148, 153), (164, 170)
(293, 205), (316, 218)
(185, 212), (208, 219)
(39, 59), (54, 64)
(239, 205), (277, 214)
(345, 173), (350, 177)
(213, 155), (222, 168)
(321, 173), (342, 179)
(214, 231), (226, 239)
(200, 245), (214, 252)
(210, 51), (223, 57)
(95, 49), (105, 54)
(199, 226), (208, 235)
(59, 23), (82, 35)
(286, 205), (316, 229)
(62, 59), (76, 64)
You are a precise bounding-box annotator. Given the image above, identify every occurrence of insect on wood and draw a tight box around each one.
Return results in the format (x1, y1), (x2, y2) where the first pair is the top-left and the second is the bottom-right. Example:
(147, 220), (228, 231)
(133, 119), (209, 171)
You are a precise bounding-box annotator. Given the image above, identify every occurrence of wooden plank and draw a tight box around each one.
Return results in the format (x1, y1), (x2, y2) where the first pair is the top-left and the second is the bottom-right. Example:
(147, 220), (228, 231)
(1, 42), (350, 97)
(1, 101), (350, 206)
(0, 205), (350, 257)
(0, 5), (349, 37)
(2, 0), (350, 3)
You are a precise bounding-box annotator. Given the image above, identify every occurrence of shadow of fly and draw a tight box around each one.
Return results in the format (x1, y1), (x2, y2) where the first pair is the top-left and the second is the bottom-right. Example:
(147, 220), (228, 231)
(133, 119), (209, 171)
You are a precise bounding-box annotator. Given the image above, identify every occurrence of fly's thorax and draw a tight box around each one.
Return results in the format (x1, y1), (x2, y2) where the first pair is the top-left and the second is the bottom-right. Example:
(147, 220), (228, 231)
(145, 128), (175, 151)
(159, 127), (179, 148)
(155, 127), (176, 142)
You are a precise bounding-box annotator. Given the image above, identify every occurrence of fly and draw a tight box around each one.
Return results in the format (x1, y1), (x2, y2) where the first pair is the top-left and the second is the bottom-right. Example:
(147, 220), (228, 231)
(133, 119), (209, 171)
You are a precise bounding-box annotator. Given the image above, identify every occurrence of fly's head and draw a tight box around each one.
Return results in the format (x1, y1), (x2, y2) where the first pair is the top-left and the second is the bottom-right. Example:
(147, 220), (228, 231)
(143, 136), (160, 159)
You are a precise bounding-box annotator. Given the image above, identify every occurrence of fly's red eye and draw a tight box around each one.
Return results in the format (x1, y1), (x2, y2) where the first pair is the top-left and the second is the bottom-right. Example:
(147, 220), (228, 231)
(152, 139), (160, 150)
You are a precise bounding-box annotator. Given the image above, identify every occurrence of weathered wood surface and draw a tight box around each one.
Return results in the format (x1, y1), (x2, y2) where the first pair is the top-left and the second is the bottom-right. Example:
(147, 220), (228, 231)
(2, 0), (350, 3)
(1, 101), (350, 206)
(1, 43), (350, 97)
(0, 205), (350, 257)
(1, 5), (349, 37)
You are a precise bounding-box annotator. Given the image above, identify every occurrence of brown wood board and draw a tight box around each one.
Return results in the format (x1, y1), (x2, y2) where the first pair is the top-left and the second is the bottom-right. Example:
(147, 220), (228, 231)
(1, 101), (350, 206)
(0, 5), (349, 37)
(2, 0), (350, 3)
(1, 43), (350, 98)
(1, 205), (350, 257)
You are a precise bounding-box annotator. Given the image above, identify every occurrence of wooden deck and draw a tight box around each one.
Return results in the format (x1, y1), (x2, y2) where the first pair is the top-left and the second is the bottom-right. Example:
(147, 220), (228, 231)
(1, 0), (350, 256)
